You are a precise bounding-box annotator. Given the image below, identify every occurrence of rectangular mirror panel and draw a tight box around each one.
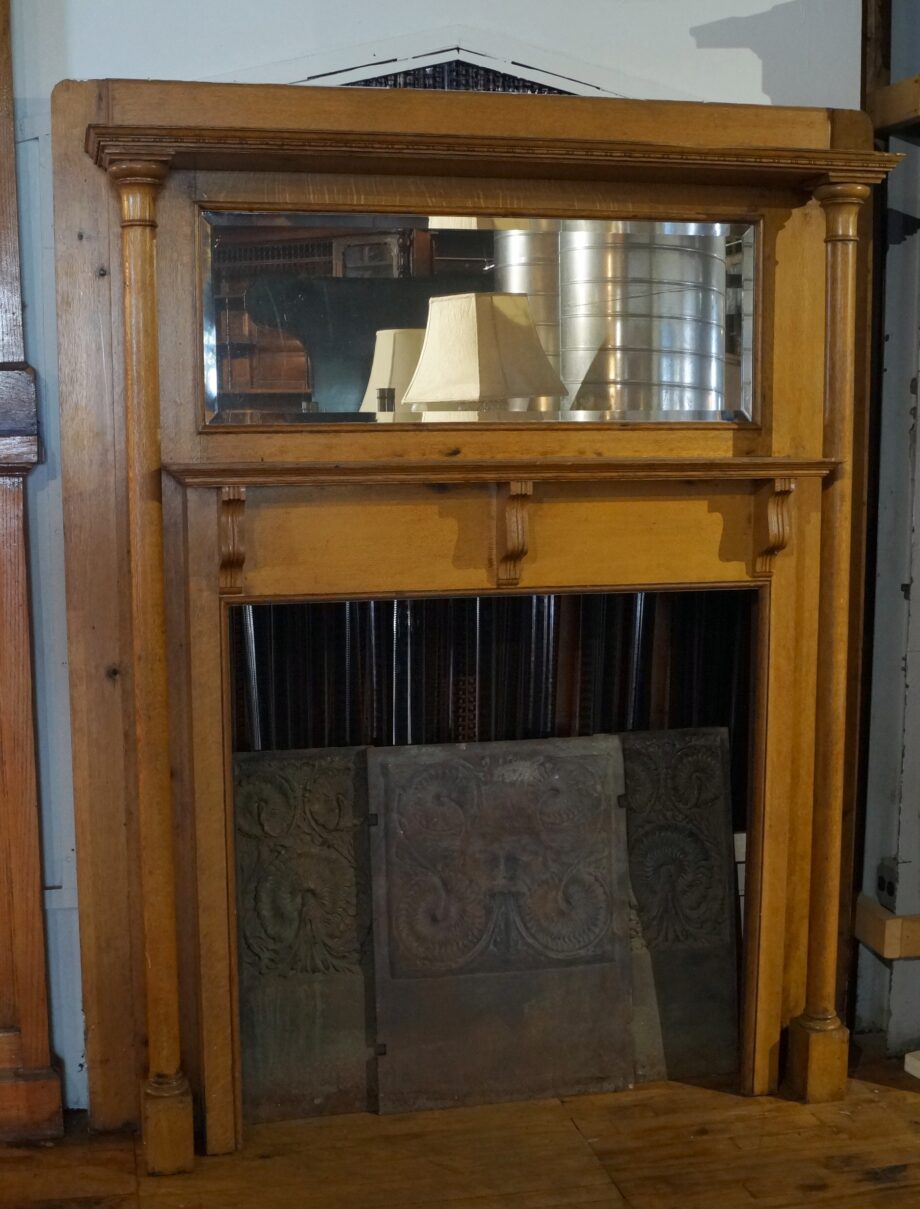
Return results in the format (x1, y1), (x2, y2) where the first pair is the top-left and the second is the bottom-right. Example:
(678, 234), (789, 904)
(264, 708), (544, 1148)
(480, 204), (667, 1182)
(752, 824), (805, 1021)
(202, 212), (756, 426)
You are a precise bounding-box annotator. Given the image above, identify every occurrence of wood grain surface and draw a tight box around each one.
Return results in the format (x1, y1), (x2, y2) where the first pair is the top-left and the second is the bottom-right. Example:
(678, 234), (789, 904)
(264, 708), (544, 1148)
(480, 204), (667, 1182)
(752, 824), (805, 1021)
(0, 0), (60, 1141)
(3, 1066), (920, 1208)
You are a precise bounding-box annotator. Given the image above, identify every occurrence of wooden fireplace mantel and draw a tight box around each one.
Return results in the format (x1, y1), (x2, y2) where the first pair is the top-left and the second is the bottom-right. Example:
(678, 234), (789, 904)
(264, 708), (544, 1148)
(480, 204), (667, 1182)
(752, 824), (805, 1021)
(52, 78), (898, 1175)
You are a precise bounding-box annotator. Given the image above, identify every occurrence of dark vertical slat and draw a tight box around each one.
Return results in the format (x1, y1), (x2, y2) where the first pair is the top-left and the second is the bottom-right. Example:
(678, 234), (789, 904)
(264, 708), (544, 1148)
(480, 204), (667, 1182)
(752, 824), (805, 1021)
(228, 593), (752, 795)
(648, 594), (673, 730)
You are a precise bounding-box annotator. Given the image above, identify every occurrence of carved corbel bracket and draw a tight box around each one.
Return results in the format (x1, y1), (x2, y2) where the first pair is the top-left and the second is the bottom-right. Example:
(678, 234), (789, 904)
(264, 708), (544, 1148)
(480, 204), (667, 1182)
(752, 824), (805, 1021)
(497, 480), (534, 588)
(219, 485), (246, 594)
(754, 476), (796, 577)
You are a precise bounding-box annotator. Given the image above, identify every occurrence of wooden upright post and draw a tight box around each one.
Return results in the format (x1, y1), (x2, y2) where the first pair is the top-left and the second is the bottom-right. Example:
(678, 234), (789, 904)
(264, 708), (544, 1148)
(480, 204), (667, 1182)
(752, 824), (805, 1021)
(787, 182), (870, 1103)
(109, 158), (194, 1174)
(0, 0), (62, 1140)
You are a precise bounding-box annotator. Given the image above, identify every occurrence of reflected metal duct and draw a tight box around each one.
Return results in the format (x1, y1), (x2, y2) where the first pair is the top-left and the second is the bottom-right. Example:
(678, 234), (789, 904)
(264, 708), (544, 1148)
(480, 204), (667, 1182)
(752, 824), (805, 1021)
(559, 221), (728, 420)
(494, 225), (561, 412)
(242, 604), (262, 752)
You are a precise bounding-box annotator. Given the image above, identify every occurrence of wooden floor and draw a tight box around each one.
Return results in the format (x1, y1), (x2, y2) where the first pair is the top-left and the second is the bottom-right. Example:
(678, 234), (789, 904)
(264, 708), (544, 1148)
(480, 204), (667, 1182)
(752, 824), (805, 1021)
(4, 1067), (920, 1209)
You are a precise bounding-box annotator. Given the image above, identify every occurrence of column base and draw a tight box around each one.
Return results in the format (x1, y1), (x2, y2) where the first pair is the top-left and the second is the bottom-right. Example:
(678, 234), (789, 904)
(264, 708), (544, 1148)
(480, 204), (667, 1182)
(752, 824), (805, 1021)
(0, 1067), (63, 1140)
(785, 1014), (849, 1102)
(142, 1075), (195, 1175)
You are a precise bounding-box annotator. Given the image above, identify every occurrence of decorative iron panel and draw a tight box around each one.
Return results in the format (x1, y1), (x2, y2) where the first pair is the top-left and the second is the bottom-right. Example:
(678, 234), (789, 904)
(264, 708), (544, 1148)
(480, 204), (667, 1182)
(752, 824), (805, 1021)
(234, 748), (371, 1121)
(621, 729), (739, 1081)
(368, 736), (633, 1112)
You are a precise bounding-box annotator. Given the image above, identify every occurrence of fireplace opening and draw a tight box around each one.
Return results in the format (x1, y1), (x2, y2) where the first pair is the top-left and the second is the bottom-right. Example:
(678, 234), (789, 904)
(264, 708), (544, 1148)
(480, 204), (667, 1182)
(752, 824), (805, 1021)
(229, 589), (752, 1123)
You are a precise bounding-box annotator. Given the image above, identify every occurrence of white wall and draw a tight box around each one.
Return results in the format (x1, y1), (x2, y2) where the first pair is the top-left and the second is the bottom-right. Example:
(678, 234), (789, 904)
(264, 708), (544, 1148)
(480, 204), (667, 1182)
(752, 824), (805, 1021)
(9, 0), (863, 1108)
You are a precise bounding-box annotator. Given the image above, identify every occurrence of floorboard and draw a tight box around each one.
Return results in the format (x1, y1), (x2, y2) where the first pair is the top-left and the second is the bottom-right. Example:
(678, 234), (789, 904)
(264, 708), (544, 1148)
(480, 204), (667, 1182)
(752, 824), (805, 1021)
(3, 1068), (920, 1209)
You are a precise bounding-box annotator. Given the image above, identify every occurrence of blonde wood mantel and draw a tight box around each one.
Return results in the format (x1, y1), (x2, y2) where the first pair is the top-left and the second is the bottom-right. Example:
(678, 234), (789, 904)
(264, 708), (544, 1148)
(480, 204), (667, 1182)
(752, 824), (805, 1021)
(51, 79), (897, 1174)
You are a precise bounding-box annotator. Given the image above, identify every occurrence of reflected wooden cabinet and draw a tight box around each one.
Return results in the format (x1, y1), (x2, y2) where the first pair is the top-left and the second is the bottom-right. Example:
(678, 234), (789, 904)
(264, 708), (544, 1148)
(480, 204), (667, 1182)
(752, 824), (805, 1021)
(52, 79), (897, 1174)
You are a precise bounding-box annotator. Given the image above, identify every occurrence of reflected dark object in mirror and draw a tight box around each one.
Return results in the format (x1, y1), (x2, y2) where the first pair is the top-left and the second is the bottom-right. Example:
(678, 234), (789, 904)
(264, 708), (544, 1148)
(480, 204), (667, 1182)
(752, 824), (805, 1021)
(244, 273), (492, 413)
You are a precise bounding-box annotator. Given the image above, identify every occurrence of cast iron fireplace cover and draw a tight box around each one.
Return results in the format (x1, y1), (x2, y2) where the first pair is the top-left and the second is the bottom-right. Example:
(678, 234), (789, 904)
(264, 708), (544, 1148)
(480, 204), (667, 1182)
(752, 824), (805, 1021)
(367, 736), (633, 1112)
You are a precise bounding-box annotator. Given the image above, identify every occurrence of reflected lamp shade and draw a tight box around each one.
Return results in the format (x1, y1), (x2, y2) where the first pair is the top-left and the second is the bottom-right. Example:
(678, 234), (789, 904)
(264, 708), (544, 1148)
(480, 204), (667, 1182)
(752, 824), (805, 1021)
(401, 292), (568, 412)
(360, 328), (426, 415)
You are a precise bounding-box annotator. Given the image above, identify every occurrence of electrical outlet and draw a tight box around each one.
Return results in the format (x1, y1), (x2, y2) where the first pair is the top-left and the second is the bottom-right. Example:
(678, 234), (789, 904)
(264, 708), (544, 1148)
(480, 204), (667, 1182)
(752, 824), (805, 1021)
(876, 858), (899, 912)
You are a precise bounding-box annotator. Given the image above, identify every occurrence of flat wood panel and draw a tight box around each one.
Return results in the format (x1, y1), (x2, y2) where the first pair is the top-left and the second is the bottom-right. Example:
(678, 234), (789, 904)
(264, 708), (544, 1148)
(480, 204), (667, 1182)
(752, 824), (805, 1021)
(172, 485), (238, 1154)
(53, 79), (144, 1130)
(522, 483), (754, 589)
(740, 476), (821, 1093)
(0, 479), (47, 1065)
(239, 483), (758, 602)
(242, 484), (497, 599)
(770, 202), (826, 456)
(0, 477), (61, 1139)
(94, 79), (845, 151)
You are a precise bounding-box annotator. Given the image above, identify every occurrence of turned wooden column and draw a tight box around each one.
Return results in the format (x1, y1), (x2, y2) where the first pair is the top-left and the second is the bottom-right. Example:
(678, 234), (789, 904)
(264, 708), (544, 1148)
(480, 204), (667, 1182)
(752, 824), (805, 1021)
(109, 158), (194, 1174)
(787, 181), (870, 1102)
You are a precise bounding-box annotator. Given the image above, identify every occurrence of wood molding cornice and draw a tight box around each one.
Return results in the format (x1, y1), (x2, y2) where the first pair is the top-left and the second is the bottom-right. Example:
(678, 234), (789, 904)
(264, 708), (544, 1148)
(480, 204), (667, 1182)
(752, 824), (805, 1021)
(84, 124), (901, 189)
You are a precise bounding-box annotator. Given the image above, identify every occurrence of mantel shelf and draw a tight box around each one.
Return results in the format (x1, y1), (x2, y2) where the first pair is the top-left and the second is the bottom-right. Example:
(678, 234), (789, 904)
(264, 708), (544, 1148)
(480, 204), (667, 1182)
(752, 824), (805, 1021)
(164, 456), (838, 488)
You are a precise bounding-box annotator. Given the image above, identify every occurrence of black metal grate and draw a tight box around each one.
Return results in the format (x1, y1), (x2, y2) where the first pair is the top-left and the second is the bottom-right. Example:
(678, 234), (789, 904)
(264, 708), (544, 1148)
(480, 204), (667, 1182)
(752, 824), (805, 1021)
(229, 589), (753, 830)
(213, 239), (334, 272)
(346, 59), (570, 95)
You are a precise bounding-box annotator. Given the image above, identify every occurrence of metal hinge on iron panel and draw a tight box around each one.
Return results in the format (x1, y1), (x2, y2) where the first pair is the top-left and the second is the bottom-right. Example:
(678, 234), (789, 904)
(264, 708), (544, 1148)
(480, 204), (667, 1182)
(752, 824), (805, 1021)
(754, 477), (796, 577)
(219, 485), (246, 594)
(497, 480), (534, 588)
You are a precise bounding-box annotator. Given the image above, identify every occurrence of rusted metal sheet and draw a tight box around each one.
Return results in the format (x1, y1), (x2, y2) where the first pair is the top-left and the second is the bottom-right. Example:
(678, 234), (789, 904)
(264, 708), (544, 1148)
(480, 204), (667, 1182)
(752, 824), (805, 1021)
(621, 729), (739, 1082)
(368, 737), (633, 1112)
(234, 748), (371, 1122)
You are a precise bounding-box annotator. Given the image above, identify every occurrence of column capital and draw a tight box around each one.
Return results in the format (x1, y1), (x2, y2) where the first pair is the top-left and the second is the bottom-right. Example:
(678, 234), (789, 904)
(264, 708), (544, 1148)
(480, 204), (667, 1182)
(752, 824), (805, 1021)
(813, 182), (871, 240)
(107, 157), (171, 187)
(108, 159), (171, 227)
